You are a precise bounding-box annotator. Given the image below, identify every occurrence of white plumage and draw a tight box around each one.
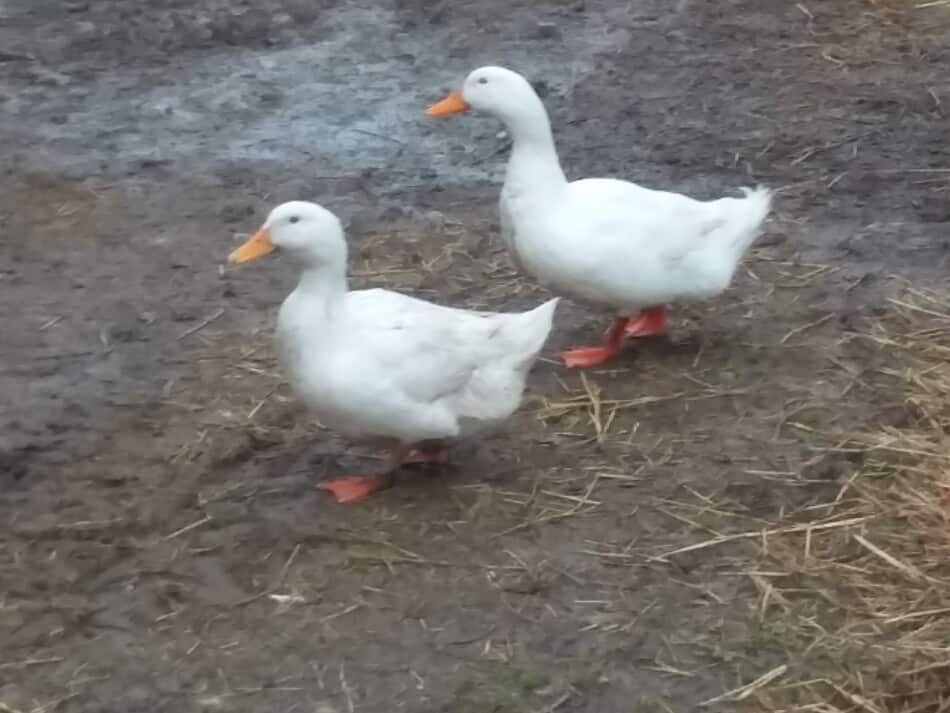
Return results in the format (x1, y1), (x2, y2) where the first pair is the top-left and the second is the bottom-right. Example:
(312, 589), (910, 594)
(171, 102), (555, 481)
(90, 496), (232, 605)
(229, 200), (557, 502)
(428, 66), (772, 368)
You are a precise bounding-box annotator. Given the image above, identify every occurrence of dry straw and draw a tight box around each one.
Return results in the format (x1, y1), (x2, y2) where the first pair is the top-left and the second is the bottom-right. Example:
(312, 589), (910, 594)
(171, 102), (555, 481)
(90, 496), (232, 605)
(747, 288), (950, 712)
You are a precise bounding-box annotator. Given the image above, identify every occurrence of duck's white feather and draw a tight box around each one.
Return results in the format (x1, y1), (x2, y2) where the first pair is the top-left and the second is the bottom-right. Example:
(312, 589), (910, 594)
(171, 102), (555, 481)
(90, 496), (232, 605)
(455, 66), (773, 315)
(506, 178), (772, 311)
(265, 203), (558, 446)
(278, 290), (557, 443)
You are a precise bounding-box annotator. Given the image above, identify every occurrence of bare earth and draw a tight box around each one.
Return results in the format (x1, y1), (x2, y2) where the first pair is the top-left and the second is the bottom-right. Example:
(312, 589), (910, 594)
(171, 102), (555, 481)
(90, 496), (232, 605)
(2, 0), (948, 711)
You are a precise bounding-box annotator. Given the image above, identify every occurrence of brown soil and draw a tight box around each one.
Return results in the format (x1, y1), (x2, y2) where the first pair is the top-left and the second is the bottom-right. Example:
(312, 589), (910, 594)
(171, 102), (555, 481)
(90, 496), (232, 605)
(1, 0), (948, 711)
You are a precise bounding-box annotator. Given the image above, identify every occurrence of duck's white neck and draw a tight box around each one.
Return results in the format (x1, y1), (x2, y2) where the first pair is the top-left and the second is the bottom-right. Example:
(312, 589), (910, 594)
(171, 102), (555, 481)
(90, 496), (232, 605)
(285, 248), (350, 323)
(295, 263), (347, 313)
(502, 99), (567, 196)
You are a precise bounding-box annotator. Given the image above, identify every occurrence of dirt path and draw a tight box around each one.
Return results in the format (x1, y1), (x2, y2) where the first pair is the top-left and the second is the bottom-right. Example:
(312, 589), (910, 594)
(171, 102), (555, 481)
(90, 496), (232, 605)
(2, 0), (948, 711)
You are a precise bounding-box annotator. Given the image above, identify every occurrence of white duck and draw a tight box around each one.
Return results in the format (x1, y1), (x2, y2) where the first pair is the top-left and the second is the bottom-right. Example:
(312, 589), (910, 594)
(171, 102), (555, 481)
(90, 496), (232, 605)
(228, 201), (558, 503)
(426, 66), (772, 368)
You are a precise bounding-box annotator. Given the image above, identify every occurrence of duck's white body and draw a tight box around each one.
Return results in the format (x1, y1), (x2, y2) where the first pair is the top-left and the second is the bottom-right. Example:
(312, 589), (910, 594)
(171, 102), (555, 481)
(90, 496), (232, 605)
(431, 66), (772, 324)
(230, 201), (558, 502)
(276, 284), (557, 444)
(500, 176), (772, 313)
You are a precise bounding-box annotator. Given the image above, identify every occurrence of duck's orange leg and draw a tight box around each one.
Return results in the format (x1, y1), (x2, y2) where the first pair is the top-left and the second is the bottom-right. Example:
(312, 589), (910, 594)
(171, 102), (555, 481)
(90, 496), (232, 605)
(318, 447), (406, 504)
(318, 473), (395, 503)
(557, 317), (628, 368)
(623, 306), (668, 338)
(318, 444), (450, 503)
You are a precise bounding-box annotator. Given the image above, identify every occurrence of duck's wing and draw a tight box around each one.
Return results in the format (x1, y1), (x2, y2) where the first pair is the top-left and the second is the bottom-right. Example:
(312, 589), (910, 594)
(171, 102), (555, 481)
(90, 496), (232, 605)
(565, 179), (770, 260)
(564, 179), (722, 247)
(342, 290), (554, 406)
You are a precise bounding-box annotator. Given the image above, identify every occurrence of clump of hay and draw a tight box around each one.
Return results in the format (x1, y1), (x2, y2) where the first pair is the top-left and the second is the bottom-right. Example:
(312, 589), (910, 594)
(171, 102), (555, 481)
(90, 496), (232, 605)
(750, 290), (950, 713)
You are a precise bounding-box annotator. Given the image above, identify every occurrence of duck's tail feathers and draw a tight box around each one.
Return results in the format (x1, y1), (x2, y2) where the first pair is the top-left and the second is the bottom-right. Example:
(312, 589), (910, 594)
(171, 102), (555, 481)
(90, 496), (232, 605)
(502, 297), (560, 368)
(731, 185), (773, 254)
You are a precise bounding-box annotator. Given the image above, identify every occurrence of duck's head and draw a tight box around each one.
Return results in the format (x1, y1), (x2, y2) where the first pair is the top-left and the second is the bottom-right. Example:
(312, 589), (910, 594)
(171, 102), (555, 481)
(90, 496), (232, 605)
(426, 66), (541, 124)
(229, 201), (345, 266)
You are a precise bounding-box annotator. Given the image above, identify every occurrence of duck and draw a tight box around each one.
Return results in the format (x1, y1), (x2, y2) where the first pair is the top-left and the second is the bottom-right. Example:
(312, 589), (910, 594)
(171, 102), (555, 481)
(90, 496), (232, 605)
(426, 66), (772, 368)
(228, 200), (559, 503)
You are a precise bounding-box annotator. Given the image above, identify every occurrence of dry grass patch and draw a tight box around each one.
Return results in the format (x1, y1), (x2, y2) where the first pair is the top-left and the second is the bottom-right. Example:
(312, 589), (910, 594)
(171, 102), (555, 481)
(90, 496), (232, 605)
(740, 289), (950, 712)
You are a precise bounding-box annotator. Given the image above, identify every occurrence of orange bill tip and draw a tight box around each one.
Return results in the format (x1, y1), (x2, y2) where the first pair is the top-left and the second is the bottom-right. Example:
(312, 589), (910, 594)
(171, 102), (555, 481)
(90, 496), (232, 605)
(228, 227), (274, 264)
(425, 89), (470, 117)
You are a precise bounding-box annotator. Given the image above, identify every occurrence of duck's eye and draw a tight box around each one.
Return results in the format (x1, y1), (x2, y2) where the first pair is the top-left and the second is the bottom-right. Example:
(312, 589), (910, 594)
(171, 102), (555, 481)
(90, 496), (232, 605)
(478, 77), (488, 85)
(289, 216), (300, 224)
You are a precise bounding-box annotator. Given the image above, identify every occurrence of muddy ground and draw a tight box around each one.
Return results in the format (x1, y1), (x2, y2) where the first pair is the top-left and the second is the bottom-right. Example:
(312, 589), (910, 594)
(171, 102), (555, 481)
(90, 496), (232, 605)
(1, 0), (948, 711)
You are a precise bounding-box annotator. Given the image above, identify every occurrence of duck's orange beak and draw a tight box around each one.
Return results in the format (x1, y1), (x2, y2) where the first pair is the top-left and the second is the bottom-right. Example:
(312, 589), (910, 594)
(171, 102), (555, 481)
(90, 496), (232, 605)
(425, 89), (470, 117)
(229, 227), (274, 264)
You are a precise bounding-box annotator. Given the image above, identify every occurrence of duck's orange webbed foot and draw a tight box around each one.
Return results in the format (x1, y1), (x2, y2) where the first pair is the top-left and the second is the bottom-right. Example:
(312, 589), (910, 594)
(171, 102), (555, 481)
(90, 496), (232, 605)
(318, 473), (395, 504)
(623, 307), (668, 338)
(557, 317), (627, 368)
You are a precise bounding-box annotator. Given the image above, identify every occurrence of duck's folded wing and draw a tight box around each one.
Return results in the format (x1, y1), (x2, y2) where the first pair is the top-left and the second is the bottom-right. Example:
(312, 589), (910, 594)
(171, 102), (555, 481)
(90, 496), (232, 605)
(654, 189), (770, 266)
(566, 178), (724, 251)
(342, 289), (512, 404)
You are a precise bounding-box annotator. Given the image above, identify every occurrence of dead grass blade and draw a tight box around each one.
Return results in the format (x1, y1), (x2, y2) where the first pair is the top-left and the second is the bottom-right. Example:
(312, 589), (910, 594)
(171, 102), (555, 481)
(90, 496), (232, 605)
(730, 291), (950, 713)
(700, 664), (788, 706)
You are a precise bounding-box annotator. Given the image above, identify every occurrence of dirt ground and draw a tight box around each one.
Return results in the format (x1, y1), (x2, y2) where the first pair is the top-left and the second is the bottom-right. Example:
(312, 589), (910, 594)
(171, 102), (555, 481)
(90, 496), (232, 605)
(2, 0), (949, 711)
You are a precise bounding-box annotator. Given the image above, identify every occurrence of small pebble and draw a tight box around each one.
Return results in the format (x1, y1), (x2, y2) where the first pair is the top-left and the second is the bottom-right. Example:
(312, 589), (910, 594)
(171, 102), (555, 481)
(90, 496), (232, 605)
(533, 22), (561, 40)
